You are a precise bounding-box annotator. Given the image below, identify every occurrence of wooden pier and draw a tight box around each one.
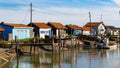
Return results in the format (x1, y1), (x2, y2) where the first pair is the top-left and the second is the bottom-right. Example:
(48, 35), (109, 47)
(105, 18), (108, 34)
(8, 43), (53, 46)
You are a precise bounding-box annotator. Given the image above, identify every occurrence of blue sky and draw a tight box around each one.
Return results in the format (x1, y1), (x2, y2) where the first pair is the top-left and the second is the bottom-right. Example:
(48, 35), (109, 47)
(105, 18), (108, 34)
(0, 0), (118, 8)
(0, 0), (120, 27)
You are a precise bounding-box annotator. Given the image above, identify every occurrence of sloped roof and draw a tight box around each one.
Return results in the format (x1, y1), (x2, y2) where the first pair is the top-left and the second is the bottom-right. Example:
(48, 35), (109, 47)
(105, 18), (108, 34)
(3, 23), (32, 28)
(106, 26), (115, 29)
(106, 25), (120, 30)
(84, 22), (102, 27)
(82, 27), (94, 31)
(66, 24), (82, 30)
(0, 27), (4, 31)
(48, 22), (66, 29)
(31, 22), (51, 28)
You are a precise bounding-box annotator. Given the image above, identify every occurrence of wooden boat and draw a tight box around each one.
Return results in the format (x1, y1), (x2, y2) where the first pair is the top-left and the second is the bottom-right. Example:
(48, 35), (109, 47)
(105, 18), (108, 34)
(97, 42), (117, 49)
(97, 42), (110, 49)
(109, 42), (117, 50)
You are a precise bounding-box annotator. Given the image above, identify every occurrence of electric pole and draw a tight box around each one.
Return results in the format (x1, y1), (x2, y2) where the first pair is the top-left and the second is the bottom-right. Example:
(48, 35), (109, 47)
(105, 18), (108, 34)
(30, 2), (32, 55)
(30, 2), (32, 25)
(89, 11), (92, 35)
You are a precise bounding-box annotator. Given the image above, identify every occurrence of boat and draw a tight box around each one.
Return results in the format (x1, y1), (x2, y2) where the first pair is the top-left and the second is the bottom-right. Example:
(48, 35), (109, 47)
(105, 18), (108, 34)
(97, 42), (110, 49)
(97, 41), (117, 49)
(108, 42), (117, 50)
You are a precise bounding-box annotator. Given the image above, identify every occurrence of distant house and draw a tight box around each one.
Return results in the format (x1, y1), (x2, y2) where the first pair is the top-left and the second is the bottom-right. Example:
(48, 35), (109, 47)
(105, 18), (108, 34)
(106, 26), (119, 36)
(0, 22), (33, 40)
(0, 27), (4, 40)
(47, 22), (66, 38)
(82, 27), (96, 35)
(65, 24), (82, 35)
(28, 22), (51, 38)
(84, 22), (106, 35)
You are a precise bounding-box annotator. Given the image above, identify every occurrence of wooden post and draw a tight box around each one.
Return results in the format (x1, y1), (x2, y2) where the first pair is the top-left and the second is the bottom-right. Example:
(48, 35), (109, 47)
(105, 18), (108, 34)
(15, 36), (18, 56)
(30, 43), (32, 55)
(58, 29), (61, 51)
(52, 48), (54, 68)
(34, 38), (36, 54)
(52, 35), (54, 51)
(15, 36), (19, 68)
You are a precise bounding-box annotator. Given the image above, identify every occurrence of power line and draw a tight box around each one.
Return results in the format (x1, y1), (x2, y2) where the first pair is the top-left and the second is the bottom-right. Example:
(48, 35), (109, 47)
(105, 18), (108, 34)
(33, 8), (81, 15)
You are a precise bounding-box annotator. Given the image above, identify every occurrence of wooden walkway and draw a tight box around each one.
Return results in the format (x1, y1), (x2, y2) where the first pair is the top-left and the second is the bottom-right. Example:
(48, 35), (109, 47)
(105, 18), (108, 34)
(8, 43), (53, 46)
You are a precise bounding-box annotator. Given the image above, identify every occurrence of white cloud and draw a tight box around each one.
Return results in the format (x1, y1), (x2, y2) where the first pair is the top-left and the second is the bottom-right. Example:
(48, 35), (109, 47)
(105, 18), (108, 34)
(113, 0), (120, 5)
(0, 6), (120, 27)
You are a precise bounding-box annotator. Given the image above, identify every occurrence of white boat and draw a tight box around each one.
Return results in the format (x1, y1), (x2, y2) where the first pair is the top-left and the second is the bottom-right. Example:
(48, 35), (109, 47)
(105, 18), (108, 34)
(97, 42), (110, 49)
(97, 41), (117, 49)
(109, 42), (117, 50)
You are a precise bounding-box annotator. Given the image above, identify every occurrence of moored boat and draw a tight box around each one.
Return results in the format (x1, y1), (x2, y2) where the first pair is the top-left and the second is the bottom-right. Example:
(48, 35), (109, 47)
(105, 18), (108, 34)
(97, 42), (110, 49)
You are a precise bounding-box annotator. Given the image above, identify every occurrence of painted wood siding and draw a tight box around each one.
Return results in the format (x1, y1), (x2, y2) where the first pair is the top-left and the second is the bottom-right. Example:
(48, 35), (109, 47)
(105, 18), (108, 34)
(39, 28), (51, 38)
(83, 31), (90, 35)
(34, 27), (39, 37)
(73, 30), (82, 35)
(56, 29), (66, 38)
(0, 24), (12, 40)
(98, 24), (105, 35)
(92, 26), (98, 35)
(12, 28), (33, 40)
(106, 28), (112, 34)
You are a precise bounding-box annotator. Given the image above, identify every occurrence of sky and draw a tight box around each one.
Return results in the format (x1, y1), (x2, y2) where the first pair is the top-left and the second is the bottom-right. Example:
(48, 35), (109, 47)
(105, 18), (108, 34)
(0, 0), (120, 27)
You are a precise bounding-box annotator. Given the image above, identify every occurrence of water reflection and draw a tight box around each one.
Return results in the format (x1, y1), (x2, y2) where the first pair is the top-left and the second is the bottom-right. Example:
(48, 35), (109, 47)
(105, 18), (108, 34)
(2, 46), (120, 68)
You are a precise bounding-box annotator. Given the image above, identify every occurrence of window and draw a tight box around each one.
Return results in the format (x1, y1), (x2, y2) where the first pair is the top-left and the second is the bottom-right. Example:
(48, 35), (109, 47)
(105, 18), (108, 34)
(40, 31), (48, 34)
(16, 30), (19, 33)
(41, 31), (45, 34)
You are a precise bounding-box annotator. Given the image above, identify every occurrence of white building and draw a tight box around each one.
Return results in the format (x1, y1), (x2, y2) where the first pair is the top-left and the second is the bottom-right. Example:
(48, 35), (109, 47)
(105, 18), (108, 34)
(28, 22), (51, 38)
(106, 26), (119, 36)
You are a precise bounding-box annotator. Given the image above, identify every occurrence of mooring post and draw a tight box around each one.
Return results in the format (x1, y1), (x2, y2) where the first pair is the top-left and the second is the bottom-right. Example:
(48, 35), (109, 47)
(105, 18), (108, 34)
(34, 38), (36, 54)
(30, 39), (32, 55)
(58, 29), (61, 51)
(15, 36), (19, 65)
(52, 35), (54, 51)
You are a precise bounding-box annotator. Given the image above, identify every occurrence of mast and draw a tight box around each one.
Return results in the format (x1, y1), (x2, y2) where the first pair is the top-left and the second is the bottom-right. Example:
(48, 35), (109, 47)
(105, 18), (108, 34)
(89, 11), (92, 35)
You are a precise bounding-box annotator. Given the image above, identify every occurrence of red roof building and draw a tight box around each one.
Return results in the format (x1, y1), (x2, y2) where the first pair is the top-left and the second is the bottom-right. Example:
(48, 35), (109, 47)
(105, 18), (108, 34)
(66, 24), (82, 35)
(84, 22), (106, 35)
(47, 22), (66, 38)
(28, 22), (51, 38)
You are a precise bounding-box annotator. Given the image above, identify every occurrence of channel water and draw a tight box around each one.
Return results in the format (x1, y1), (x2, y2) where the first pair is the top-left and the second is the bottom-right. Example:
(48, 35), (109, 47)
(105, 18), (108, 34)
(2, 44), (120, 68)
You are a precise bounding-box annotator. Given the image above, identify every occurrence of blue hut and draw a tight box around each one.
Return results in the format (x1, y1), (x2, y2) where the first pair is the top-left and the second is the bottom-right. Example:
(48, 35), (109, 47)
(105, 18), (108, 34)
(0, 22), (33, 40)
(66, 24), (82, 35)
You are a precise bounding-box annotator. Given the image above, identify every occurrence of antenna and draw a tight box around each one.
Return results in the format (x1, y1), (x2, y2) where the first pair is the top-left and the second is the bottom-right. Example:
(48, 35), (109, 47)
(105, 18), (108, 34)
(89, 11), (91, 23)
(100, 13), (103, 22)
